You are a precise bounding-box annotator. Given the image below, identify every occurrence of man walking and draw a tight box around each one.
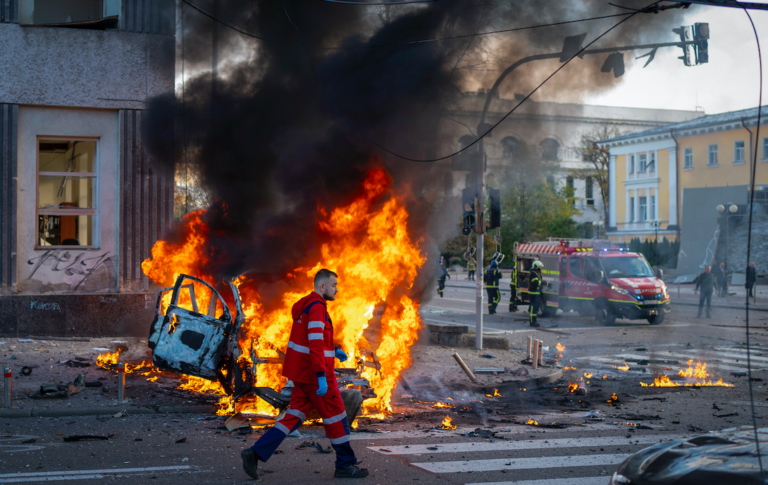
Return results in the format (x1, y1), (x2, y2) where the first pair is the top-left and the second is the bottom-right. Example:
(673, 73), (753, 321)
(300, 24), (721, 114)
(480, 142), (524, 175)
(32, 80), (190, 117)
(437, 258), (448, 298)
(694, 265), (715, 318)
(528, 260), (543, 327)
(747, 261), (757, 298)
(509, 260), (518, 313)
(467, 258), (476, 281)
(241, 269), (368, 479)
(484, 260), (501, 314)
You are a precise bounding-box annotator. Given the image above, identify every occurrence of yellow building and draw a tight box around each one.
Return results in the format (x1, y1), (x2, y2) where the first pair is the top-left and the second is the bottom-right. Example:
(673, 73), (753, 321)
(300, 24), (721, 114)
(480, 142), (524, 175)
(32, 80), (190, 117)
(600, 105), (768, 245)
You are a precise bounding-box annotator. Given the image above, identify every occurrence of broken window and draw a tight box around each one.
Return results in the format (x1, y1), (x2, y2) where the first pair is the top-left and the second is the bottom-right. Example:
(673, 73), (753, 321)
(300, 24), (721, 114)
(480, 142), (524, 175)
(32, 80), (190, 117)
(37, 139), (97, 248)
(19, 0), (120, 29)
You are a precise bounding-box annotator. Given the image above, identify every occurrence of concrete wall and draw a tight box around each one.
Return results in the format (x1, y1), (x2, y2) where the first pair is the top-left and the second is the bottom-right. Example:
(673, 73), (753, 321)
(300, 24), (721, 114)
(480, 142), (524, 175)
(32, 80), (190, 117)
(0, 23), (173, 110)
(16, 106), (120, 294)
(677, 185), (748, 277)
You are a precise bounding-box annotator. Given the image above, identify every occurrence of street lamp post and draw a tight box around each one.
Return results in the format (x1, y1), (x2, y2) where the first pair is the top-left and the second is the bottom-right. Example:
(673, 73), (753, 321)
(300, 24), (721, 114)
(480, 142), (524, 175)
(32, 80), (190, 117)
(651, 220), (661, 267)
(716, 203), (739, 271)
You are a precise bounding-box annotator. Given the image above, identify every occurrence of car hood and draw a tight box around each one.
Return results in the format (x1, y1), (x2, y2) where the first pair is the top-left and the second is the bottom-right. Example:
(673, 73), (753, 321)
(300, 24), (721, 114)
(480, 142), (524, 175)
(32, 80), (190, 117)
(609, 277), (663, 293)
(616, 426), (768, 485)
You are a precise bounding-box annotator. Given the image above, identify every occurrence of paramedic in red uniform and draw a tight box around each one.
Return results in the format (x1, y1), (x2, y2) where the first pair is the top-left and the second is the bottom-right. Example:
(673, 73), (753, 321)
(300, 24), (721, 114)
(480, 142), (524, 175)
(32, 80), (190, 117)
(241, 269), (369, 479)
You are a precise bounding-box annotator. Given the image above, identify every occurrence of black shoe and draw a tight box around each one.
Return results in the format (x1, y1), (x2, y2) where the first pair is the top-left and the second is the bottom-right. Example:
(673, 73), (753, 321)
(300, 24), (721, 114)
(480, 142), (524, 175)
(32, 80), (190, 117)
(530, 322), (540, 328)
(335, 465), (370, 478)
(241, 449), (259, 480)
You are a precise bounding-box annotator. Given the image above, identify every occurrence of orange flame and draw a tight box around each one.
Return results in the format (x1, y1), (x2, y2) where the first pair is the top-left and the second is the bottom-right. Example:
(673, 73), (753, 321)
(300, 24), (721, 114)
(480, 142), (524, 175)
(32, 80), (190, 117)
(679, 360), (709, 379)
(563, 366), (577, 371)
(640, 375), (734, 388)
(613, 363), (630, 371)
(485, 389), (502, 398)
(96, 350), (121, 368)
(568, 383), (579, 392)
(583, 372), (593, 379)
(556, 343), (565, 352)
(142, 168), (426, 415)
(527, 419), (539, 426)
(432, 402), (454, 409)
(440, 415), (457, 430)
(607, 393), (619, 404)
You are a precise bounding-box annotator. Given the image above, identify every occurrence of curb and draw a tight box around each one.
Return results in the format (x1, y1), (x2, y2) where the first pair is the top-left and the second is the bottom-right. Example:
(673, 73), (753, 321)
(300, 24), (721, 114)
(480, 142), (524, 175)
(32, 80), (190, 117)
(0, 404), (217, 419)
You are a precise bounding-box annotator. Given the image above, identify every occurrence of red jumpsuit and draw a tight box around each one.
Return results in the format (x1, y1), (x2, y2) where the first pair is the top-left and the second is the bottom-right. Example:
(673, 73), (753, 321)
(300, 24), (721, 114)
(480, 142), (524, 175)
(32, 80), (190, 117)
(250, 291), (356, 469)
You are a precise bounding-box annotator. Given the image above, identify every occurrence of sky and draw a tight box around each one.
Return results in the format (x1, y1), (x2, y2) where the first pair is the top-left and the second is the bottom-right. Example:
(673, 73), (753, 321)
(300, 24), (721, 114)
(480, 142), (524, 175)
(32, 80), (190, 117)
(586, 2), (768, 115)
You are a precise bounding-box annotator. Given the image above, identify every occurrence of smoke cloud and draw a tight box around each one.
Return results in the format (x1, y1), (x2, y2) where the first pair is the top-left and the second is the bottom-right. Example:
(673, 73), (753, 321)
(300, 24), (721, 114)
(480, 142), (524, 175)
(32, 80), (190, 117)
(143, 0), (691, 288)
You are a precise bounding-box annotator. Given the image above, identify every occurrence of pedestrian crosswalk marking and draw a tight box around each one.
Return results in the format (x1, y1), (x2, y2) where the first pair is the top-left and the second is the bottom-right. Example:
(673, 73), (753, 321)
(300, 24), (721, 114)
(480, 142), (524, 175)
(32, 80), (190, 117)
(412, 453), (627, 473)
(370, 434), (685, 455)
(466, 478), (609, 485)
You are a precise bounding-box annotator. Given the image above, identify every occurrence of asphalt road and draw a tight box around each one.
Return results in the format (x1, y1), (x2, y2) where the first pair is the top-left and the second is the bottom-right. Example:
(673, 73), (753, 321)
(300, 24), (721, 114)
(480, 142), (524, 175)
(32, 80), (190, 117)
(2, 286), (768, 484)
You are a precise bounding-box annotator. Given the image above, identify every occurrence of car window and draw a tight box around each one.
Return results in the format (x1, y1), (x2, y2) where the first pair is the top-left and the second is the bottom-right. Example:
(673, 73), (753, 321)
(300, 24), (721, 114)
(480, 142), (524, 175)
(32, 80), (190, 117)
(569, 257), (583, 279)
(600, 256), (654, 277)
(560, 257), (566, 276)
(584, 258), (603, 282)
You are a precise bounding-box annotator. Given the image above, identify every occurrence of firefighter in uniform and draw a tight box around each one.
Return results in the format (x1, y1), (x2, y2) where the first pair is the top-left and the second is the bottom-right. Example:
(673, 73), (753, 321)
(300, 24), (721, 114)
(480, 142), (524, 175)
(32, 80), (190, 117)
(241, 269), (368, 480)
(437, 258), (449, 298)
(528, 260), (543, 327)
(509, 260), (518, 312)
(467, 258), (476, 281)
(485, 260), (502, 314)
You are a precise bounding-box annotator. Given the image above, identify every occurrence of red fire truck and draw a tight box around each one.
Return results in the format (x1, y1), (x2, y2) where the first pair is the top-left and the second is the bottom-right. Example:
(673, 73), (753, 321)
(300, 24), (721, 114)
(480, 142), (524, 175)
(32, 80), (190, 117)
(512, 238), (670, 325)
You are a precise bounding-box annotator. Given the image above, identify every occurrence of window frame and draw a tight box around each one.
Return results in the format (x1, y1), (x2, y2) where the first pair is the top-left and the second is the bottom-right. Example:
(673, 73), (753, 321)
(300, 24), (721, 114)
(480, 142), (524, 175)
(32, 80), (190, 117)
(683, 147), (693, 169)
(762, 137), (768, 161)
(629, 196), (635, 222)
(35, 135), (99, 250)
(629, 154), (635, 175)
(734, 140), (745, 164)
(708, 144), (718, 167)
(638, 153), (647, 173)
(650, 195), (656, 220)
(648, 151), (656, 173)
(638, 196), (648, 222)
(585, 176), (594, 205)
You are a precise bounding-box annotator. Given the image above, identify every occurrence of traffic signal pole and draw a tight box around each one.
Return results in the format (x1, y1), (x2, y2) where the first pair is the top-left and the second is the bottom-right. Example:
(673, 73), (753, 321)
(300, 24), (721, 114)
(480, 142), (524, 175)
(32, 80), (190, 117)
(475, 142), (484, 350)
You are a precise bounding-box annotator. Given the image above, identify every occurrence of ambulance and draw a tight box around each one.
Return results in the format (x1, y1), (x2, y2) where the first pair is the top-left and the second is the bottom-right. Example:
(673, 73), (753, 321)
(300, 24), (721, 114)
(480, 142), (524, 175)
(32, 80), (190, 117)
(512, 238), (670, 325)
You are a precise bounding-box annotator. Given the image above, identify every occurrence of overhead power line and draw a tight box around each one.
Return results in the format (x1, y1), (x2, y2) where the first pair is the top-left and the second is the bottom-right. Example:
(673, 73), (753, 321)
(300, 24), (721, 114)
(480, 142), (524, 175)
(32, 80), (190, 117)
(664, 0), (768, 10)
(182, 0), (264, 39)
(320, 0), (437, 3)
(321, 13), (636, 50)
(283, 0), (652, 162)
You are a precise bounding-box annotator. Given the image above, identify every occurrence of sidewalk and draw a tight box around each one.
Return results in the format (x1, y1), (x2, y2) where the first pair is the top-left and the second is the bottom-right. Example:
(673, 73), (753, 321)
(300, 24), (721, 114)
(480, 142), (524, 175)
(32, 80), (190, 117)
(0, 337), (220, 418)
(445, 270), (768, 311)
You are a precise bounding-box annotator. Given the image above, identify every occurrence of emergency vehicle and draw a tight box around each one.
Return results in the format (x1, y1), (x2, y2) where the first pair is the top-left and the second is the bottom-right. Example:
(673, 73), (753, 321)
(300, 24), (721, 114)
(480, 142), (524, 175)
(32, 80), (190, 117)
(512, 238), (670, 325)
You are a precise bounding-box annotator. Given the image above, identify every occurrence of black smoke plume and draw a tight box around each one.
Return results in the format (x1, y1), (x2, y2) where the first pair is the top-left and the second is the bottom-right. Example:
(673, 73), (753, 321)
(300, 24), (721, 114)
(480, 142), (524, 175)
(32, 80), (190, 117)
(143, 0), (690, 288)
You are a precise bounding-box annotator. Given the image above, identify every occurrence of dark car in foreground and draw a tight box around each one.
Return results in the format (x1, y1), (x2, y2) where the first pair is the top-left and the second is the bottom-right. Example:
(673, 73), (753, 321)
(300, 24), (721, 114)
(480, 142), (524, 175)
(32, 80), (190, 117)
(610, 426), (768, 485)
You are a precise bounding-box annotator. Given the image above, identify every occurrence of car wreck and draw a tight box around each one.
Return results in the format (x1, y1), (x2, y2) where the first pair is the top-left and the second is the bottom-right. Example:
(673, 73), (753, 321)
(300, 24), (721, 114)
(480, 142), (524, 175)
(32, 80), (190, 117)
(610, 426), (768, 485)
(148, 274), (376, 419)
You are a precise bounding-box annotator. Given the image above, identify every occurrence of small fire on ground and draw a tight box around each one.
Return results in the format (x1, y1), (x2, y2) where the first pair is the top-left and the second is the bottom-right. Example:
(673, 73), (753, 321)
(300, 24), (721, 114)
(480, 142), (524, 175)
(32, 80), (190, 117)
(96, 350), (153, 376)
(613, 363), (630, 371)
(485, 389), (502, 398)
(640, 360), (733, 387)
(432, 402), (454, 409)
(527, 419), (539, 426)
(439, 415), (457, 430)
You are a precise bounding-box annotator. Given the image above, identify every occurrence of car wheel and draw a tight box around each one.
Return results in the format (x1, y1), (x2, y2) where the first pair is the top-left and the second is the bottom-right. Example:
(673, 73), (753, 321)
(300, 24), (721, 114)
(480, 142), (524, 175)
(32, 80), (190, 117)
(647, 312), (665, 325)
(595, 304), (615, 326)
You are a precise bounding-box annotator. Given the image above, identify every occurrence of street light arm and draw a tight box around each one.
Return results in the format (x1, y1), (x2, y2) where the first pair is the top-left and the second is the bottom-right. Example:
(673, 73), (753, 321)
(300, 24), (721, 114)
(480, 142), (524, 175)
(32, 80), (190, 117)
(663, 0), (768, 10)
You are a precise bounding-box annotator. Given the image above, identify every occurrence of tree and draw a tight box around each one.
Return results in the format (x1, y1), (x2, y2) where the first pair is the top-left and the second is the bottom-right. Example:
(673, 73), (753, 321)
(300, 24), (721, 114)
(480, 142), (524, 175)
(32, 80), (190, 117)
(571, 125), (624, 225)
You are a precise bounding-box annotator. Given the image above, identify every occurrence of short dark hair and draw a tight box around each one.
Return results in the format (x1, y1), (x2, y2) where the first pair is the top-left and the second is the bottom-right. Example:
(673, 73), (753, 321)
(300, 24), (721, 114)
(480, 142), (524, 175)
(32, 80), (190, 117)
(314, 269), (338, 285)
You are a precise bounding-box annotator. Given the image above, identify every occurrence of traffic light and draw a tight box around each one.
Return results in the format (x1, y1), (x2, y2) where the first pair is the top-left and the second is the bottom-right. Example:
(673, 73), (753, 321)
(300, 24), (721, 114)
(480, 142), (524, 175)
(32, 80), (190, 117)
(560, 33), (587, 62)
(673, 25), (695, 66)
(488, 188), (501, 229)
(461, 187), (475, 236)
(601, 52), (625, 78)
(694, 22), (709, 64)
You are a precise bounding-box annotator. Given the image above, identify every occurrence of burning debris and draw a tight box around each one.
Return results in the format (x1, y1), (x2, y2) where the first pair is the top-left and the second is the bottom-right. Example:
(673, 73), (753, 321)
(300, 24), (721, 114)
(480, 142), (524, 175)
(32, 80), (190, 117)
(613, 363), (630, 372)
(640, 360), (734, 387)
(485, 389), (502, 398)
(607, 393), (621, 406)
(439, 416), (457, 430)
(432, 402), (454, 409)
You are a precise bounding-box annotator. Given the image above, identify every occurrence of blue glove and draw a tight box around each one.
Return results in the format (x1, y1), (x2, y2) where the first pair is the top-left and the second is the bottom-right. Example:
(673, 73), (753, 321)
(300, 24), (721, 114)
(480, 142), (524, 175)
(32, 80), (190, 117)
(335, 347), (348, 362)
(316, 377), (328, 396)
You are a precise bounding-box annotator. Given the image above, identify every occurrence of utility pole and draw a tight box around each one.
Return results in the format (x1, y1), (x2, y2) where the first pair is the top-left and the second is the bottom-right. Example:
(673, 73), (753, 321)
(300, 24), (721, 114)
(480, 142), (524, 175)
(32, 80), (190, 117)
(466, 26), (709, 348)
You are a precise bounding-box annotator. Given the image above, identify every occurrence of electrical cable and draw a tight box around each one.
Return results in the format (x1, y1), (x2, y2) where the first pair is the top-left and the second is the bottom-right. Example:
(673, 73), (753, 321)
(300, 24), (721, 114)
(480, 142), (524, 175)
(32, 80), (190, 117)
(320, 13), (635, 50)
(320, 0), (436, 4)
(741, 6), (765, 481)
(182, 0), (264, 39)
(283, 1), (650, 162)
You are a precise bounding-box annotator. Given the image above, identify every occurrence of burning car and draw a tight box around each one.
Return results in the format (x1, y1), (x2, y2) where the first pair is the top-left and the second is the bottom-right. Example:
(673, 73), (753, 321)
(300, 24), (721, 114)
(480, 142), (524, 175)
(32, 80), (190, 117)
(610, 426), (768, 485)
(148, 274), (377, 417)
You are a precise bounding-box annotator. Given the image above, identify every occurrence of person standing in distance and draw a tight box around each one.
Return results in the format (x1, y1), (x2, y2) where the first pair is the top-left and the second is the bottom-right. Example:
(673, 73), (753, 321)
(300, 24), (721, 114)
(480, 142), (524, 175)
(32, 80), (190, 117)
(484, 260), (502, 314)
(528, 260), (543, 327)
(241, 269), (368, 479)
(467, 258), (476, 282)
(694, 265), (715, 318)
(747, 261), (757, 298)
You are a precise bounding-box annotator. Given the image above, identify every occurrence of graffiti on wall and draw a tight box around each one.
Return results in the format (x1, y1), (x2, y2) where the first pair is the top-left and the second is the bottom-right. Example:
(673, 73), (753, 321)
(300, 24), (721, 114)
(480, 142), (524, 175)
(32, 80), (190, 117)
(19, 250), (117, 293)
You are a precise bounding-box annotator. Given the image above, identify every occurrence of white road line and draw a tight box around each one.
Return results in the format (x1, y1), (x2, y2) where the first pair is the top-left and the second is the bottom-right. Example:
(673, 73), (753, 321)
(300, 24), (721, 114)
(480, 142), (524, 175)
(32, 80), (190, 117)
(616, 351), (768, 369)
(369, 434), (685, 455)
(574, 356), (634, 366)
(412, 453), (627, 473)
(350, 424), (640, 441)
(420, 319), (515, 333)
(423, 305), (476, 314)
(466, 478), (608, 485)
(0, 466), (194, 481)
(2, 474), (109, 482)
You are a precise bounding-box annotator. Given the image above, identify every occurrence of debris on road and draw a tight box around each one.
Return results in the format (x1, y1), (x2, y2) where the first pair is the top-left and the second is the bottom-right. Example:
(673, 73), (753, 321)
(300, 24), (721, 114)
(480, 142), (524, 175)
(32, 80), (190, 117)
(63, 435), (111, 442)
(225, 413), (251, 431)
(452, 353), (477, 383)
(438, 416), (457, 430)
(29, 374), (85, 399)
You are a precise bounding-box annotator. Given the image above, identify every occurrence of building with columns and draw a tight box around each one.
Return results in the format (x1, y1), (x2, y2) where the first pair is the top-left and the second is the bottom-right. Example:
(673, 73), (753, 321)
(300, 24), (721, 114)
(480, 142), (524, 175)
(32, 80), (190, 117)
(600, 105), (768, 275)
